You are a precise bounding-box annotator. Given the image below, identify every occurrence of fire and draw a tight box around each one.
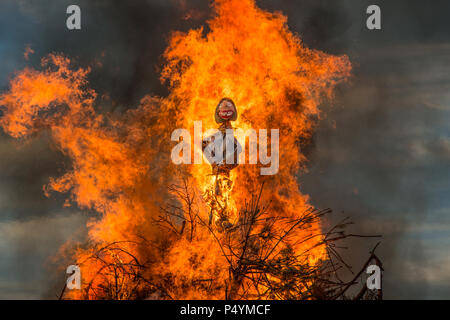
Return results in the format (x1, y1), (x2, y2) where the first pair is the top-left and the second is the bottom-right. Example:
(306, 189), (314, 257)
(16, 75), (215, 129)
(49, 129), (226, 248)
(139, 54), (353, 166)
(0, 0), (351, 299)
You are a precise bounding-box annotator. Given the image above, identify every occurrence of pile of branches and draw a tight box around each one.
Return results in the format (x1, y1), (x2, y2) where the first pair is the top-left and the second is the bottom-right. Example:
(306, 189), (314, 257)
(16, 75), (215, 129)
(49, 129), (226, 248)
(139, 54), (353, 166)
(60, 179), (382, 300)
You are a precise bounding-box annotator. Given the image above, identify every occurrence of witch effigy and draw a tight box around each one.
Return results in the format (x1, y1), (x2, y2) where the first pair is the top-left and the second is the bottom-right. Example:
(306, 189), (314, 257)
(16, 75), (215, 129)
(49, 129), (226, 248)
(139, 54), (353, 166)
(202, 98), (241, 232)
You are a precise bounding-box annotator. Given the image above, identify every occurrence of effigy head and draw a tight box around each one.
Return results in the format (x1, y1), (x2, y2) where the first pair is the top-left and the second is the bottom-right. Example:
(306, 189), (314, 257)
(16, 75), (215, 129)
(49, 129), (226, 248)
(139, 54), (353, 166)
(215, 98), (237, 123)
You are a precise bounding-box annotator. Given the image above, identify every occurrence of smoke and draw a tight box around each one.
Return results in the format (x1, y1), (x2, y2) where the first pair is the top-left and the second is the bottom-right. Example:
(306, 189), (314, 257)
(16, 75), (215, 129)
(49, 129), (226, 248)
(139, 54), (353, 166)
(0, 0), (449, 298)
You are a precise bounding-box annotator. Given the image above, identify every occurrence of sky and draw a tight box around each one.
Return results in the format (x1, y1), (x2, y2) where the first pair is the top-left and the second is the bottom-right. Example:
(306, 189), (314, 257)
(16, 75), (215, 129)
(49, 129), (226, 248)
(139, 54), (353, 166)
(0, 0), (449, 299)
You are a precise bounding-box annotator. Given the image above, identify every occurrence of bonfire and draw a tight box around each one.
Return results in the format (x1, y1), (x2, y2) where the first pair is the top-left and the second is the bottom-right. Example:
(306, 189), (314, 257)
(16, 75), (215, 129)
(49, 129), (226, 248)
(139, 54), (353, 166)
(0, 0), (381, 300)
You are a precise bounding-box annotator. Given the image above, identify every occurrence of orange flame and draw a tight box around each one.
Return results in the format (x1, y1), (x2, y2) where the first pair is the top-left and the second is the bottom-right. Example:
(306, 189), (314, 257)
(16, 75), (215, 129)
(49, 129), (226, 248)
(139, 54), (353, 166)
(0, 0), (351, 299)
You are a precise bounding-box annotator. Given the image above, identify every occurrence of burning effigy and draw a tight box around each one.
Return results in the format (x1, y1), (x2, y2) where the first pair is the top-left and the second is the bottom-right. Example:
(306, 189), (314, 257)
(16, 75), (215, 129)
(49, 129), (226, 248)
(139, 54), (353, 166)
(202, 98), (240, 232)
(0, 0), (356, 300)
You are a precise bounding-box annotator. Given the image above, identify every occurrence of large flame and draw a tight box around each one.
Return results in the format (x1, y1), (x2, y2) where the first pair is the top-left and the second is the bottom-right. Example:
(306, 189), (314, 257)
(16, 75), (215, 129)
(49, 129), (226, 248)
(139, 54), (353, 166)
(0, 0), (351, 299)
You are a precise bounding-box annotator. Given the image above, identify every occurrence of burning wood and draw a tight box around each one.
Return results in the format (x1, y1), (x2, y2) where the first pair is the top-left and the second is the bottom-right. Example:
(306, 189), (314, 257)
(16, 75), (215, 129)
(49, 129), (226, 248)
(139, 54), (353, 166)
(61, 178), (381, 300)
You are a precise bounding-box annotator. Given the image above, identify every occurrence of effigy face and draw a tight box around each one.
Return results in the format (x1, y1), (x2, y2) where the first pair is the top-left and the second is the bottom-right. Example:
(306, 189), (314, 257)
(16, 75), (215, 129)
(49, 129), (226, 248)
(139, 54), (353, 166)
(215, 98), (237, 123)
(218, 101), (235, 120)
